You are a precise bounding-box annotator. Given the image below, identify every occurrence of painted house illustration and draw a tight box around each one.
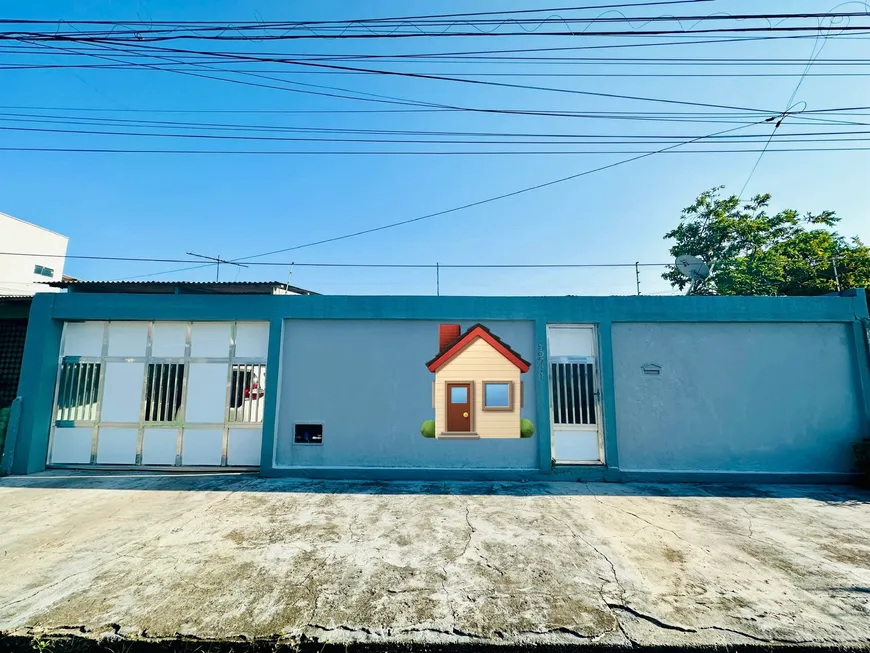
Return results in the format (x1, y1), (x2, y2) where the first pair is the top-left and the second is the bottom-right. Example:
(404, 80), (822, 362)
(426, 324), (531, 439)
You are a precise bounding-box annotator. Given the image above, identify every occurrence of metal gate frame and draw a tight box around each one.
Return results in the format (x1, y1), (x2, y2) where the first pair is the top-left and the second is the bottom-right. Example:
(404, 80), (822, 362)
(546, 324), (605, 465)
(46, 320), (266, 470)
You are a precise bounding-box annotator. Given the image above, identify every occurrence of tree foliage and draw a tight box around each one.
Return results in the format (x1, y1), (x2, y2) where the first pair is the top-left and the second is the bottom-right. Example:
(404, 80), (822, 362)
(663, 187), (870, 296)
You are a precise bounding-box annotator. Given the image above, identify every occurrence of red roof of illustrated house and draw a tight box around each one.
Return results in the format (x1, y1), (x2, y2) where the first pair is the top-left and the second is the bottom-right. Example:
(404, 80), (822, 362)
(426, 323), (531, 373)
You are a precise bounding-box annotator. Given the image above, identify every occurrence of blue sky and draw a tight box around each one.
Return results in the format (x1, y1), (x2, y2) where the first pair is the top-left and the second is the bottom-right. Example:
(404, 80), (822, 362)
(1, 0), (868, 296)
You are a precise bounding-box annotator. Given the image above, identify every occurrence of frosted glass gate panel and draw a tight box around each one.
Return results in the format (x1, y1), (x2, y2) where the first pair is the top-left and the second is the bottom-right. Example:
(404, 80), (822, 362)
(100, 363), (145, 423)
(186, 363), (230, 423)
(547, 325), (604, 464)
(47, 320), (269, 469)
(50, 427), (94, 464)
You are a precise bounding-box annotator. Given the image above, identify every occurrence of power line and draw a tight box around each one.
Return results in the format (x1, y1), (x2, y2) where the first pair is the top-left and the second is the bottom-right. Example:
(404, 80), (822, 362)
(9, 63), (870, 78)
(5, 7), (866, 282)
(0, 13), (853, 29)
(0, 104), (457, 115)
(30, 39), (860, 152)
(12, 28), (870, 57)
(8, 121), (870, 141)
(230, 121), (768, 265)
(80, 40), (786, 115)
(737, 10), (833, 199)
(0, 251), (673, 269)
(8, 36), (870, 131)
(26, 38), (795, 124)
(2, 109), (868, 133)
(0, 2), (716, 26)
(5, 146), (868, 154)
(6, 42), (870, 64)
(14, 25), (870, 43)
(2, 105), (867, 116)
(20, 39), (454, 113)
(118, 119), (768, 280)
(0, 111), (787, 133)
(7, 12), (870, 40)
(3, 115), (865, 130)
(14, 25), (870, 40)
(0, 113), (784, 129)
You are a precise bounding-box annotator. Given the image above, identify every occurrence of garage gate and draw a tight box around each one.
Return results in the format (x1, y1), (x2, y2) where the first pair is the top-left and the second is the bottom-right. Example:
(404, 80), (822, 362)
(48, 320), (269, 469)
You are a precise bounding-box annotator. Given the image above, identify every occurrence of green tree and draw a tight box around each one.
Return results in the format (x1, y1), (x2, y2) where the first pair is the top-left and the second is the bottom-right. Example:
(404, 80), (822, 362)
(663, 187), (870, 296)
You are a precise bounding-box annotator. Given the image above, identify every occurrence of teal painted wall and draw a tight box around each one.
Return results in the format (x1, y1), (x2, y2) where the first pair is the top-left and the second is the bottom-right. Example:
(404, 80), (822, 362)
(8, 290), (870, 481)
(612, 322), (865, 474)
(276, 320), (538, 470)
(10, 294), (62, 474)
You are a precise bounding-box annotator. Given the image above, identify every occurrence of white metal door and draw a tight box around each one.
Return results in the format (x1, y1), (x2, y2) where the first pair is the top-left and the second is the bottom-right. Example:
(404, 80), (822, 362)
(547, 325), (604, 464)
(47, 320), (268, 469)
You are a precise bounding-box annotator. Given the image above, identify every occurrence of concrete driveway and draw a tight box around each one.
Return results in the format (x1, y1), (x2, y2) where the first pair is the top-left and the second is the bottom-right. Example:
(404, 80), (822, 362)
(1, 472), (869, 649)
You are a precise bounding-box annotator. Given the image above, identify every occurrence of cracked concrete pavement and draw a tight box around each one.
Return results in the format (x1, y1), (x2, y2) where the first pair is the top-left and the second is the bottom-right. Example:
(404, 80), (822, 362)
(1, 471), (869, 648)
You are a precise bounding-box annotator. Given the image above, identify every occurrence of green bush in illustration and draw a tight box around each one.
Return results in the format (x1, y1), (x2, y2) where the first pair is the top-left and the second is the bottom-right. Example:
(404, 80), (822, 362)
(421, 420), (436, 438)
(520, 419), (535, 438)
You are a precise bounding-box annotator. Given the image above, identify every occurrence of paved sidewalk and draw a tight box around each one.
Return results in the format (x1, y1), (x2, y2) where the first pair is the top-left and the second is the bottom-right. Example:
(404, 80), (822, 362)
(1, 472), (869, 648)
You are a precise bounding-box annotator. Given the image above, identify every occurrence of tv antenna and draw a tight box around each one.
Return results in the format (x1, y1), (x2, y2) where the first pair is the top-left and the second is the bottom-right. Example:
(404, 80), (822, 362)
(186, 252), (248, 282)
(675, 254), (711, 292)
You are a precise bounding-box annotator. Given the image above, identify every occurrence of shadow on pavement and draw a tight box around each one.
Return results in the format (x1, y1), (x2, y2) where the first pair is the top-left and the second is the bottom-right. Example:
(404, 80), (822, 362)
(1, 470), (868, 502)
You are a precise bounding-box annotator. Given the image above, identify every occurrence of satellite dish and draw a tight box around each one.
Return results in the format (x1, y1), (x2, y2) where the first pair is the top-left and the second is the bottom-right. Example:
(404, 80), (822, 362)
(675, 255), (710, 281)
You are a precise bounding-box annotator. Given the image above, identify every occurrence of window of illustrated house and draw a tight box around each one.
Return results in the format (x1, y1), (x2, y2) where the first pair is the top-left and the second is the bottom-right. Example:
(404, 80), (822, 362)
(144, 363), (184, 422)
(56, 360), (101, 422)
(483, 382), (512, 410)
(450, 386), (468, 404)
(228, 364), (266, 423)
(34, 264), (54, 277)
(294, 423), (323, 444)
(551, 362), (597, 426)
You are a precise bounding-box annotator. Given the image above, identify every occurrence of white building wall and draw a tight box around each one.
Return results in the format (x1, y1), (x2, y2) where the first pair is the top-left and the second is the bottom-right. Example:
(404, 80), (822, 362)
(0, 212), (68, 296)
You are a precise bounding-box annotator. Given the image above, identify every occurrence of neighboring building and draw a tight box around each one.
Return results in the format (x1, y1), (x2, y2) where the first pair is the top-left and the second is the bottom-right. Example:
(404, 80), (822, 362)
(0, 212), (68, 296)
(426, 323), (531, 439)
(48, 280), (317, 296)
(3, 287), (870, 484)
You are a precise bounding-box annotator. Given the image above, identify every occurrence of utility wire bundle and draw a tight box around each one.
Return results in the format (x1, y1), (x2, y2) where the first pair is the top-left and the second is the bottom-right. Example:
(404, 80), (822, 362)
(2, 1), (868, 280)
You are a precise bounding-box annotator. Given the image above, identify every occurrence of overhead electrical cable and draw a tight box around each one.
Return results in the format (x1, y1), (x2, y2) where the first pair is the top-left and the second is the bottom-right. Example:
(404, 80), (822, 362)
(77, 40), (785, 115)
(11, 29), (870, 55)
(19, 37), (797, 122)
(8, 63), (870, 78)
(0, 250), (676, 269)
(0, 1), (717, 27)
(114, 119), (769, 280)
(222, 120), (773, 264)
(6, 11), (870, 40)
(4, 146), (867, 154)
(5, 123), (870, 144)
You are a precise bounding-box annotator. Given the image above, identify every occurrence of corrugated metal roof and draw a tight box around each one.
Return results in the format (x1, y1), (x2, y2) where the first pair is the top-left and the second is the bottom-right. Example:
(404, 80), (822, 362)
(47, 281), (318, 296)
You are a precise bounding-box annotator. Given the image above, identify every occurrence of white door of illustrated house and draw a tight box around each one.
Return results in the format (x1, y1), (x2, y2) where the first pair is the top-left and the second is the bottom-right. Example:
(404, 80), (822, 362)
(47, 320), (269, 469)
(547, 325), (604, 464)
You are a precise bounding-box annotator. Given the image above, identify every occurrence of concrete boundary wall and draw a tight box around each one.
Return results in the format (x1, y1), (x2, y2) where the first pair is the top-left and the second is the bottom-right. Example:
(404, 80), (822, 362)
(6, 291), (870, 483)
(612, 322), (864, 475)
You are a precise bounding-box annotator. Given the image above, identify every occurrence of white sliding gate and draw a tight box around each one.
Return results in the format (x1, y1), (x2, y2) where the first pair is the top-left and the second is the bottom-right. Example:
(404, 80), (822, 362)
(48, 321), (269, 469)
(547, 325), (604, 464)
